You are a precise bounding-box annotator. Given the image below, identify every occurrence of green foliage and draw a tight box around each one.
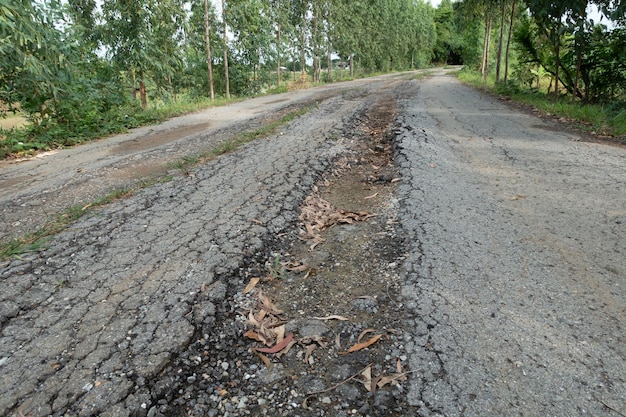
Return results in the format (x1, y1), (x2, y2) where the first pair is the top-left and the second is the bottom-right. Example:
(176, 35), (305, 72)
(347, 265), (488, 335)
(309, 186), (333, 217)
(458, 68), (626, 139)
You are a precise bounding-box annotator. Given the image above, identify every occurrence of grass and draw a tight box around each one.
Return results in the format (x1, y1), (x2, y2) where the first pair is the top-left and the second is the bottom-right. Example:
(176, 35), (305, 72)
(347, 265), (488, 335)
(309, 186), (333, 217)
(0, 181), (166, 260)
(457, 69), (626, 140)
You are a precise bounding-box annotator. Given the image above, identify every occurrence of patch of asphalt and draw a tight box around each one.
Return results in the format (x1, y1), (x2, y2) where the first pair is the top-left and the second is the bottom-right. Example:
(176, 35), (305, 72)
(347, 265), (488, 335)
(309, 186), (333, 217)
(0, 87), (381, 417)
(395, 73), (626, 416)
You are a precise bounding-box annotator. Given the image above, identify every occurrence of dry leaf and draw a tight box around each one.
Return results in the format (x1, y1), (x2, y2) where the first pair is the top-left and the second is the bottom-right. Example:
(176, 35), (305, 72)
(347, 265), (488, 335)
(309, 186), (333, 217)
(251, 218), (263, 225)
(357, 328), (377, 343)
(275, 339), (297, 359)
(254, 333), (294, 354)
(274, 325), (286, 344)
(377, 372), (408, 388)
(347, 334), (382, 353)
(364, 192), (379, 199)
(311, 315), (350, 321)
(254, 351), (273, 371)
(335, 333), (342, 349)
(303, 268), (316, 279)
(510, 195), (526, 201)
(391, 177), (402, 183)
(286, 263), (309, 273)
(243, 277), (260, 294)
(304, 345), (316, 365)
(244, 329), (264, 342)
(360, 365), (373, 392)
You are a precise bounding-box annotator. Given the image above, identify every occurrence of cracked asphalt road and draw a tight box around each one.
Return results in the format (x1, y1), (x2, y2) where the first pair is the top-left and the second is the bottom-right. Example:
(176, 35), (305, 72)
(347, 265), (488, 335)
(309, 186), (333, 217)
(396, 72), (625, 416)
(1, 70), (625, 417)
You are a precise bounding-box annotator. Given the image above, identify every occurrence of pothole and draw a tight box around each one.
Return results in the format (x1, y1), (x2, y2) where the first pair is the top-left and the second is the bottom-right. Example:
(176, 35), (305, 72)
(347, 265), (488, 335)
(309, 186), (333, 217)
(149, 95), (416, 417)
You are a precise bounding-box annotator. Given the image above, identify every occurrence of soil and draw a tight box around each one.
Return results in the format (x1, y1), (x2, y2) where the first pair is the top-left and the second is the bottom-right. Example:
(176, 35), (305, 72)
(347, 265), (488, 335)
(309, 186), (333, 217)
(150, 94), (417, 417)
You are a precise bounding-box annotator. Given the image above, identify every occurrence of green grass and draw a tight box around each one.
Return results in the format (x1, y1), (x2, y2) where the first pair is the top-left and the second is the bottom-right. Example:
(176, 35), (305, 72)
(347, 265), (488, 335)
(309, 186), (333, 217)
(457, 69), (626, 140)
(0, 180), (174, 259)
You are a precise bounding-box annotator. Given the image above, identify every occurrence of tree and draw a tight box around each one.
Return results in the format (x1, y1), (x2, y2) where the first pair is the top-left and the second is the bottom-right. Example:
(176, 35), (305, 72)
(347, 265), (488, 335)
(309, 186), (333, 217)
(205, 0), (215, 100)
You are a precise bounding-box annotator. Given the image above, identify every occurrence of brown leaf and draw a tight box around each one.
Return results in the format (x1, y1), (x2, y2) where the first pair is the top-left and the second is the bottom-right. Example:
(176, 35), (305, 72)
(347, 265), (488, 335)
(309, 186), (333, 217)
(251, 218), (264, 225)
(274, 325), (286, 344)
(244, 329), (264, 342)
(303, 268), (316, 279)
(377, 372), (408, 388)
(254, 351), (273, 371)
(243, 277), (260, 294)
(357, 328), (377, 343)
(347, 334), (382, 353)
(286, 263), (309, 273)
(275, 339), (297, 359)
(254, 333), (294, 354)
(360, 365), (373, 392)
(304, 344), (316, 365)
(311, 315), (350, 321)
(364, 192), (379, 199)
(510, 195), (526, 201)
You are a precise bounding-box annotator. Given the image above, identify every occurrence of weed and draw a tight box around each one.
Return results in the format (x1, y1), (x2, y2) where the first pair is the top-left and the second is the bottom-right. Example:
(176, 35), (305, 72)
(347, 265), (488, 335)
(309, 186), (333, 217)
(265, 254), (286, 281)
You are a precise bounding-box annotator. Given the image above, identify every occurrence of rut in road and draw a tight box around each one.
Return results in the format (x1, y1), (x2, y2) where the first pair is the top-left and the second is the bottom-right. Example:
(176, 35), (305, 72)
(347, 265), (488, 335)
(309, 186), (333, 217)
(0, 77), (418, 417)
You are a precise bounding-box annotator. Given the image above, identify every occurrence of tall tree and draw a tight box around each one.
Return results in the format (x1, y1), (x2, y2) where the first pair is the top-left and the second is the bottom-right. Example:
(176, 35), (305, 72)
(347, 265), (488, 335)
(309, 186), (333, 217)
(222, 0), (230, 98)
(205, 0), (215, 100)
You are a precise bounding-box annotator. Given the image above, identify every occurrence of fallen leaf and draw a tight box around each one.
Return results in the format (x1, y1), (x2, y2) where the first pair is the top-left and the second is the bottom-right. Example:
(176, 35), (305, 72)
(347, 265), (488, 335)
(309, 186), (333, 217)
(360, 365), (373, 392)
(510, 195), (526, 201)
(254, 333), (294, 354)
(335, 333), (342, 349)
(251, 218), (263, 225)
(286, 263), (309, 273)
(347, 334), (382, 353)
(391, 177), (402, 183)
(304, 344), (316, 365)
(243, 329), (264, 342)
(364, 192), (379, 199)
(311, 315), (350, 321)
(243, 277), (261, 294)
(254, 351), (273, 371)
(275, 339), (297, 358)
(377, 372), (409, 388)
(303, 268), (316, 279)
(357, 328), (377, 343)
(274, 325), (286, 344)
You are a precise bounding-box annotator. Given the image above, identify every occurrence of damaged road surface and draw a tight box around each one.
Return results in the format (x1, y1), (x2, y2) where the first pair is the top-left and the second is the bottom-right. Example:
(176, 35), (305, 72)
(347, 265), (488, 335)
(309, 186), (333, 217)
(1, 70), (625, 417)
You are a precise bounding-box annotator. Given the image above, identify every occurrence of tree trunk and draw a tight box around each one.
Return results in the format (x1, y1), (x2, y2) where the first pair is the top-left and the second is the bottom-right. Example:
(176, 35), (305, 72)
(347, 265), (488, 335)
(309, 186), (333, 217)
(327, 0), (332, 83)
(495, 0), (506, 82)
(222, 0), (230, 99)
(504, 0), (516, 83)
(131, 69), (137, 101)
(277, 23), (281, 87)
(350, 54), (354, 77)
(481, 14), (492, 79)
(204, 0), (215, 100)
(301, 16), (306, 75)
(554, 22), (561, 102)
(138, 70), (147, 109)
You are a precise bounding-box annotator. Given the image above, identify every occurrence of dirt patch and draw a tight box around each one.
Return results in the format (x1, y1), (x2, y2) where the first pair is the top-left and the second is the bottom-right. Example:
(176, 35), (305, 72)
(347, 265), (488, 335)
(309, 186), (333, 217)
(111, 121), (212, 155)
(146, 93), (415, 417)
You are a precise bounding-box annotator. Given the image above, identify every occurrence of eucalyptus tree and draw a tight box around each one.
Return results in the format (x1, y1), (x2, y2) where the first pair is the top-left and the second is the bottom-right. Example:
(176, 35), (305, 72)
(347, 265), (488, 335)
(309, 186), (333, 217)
(205, 0), (215, 100)
(100, 0), (187, 108)
(222, 0), (230, 98)
(0, 0), (75, 121)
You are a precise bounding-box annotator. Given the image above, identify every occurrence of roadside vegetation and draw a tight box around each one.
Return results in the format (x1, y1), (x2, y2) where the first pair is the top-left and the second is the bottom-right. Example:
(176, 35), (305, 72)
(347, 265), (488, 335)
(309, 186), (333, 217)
(2, 0), (623, 159)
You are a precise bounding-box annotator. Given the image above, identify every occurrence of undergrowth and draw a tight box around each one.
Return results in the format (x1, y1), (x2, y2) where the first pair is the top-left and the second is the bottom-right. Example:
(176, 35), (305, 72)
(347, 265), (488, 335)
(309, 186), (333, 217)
(457, 69), (626, 140)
